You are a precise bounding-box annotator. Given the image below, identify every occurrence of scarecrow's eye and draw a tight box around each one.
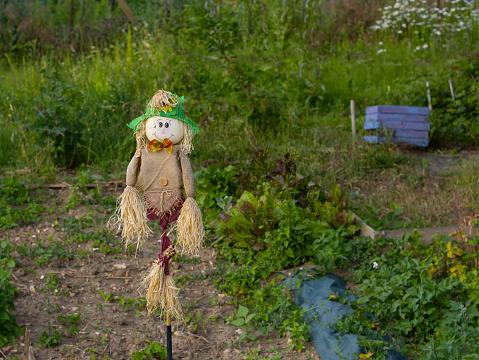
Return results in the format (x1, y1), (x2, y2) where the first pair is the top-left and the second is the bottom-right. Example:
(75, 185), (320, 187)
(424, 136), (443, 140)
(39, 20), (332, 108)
(165, 122), (170, 129)
(158, 121), (163, 128)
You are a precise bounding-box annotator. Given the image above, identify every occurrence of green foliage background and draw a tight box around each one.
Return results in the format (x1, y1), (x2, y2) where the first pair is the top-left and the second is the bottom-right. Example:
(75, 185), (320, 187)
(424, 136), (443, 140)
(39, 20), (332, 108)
(0, 0), (478, 169)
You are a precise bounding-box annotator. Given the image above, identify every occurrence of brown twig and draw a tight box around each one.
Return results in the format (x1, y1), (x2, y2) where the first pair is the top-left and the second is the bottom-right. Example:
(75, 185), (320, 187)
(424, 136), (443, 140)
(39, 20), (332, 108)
(188, 332), (209, 343)
(25, 181), (125, 190)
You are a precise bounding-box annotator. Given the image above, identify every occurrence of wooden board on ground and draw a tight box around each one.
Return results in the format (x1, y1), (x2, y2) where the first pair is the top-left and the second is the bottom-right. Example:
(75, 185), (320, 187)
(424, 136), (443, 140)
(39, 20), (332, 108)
(382, 226), (459, 245)
(352, 213), (380, 239)
(351, 213), (459, 245)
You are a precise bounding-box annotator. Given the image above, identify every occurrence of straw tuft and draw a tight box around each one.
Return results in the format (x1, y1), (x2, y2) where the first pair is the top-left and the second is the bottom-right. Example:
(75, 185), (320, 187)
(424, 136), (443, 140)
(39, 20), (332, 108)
(141, 262), (183, 321)
(176, 197), (204, 256)
(148, 90), (179, 113)
(108, 186), (152, 251)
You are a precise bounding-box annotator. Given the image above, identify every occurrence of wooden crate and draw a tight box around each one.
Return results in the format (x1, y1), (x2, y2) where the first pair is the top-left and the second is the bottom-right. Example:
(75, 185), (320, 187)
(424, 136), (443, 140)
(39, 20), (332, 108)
(363, 105), (430, 147)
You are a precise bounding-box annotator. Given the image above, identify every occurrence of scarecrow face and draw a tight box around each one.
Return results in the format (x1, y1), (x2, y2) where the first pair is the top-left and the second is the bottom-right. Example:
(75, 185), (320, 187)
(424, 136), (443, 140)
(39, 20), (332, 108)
(145, 116), (184, 144)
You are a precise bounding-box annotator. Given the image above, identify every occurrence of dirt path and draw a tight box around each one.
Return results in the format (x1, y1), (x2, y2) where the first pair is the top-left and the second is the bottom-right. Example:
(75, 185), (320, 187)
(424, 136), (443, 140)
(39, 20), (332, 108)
(410, 149), (479, 177)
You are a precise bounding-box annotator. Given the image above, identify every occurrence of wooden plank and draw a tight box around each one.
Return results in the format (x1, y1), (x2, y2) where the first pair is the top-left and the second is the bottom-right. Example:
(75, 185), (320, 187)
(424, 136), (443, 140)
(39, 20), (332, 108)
(363, 135), (428, 147)
(384, 226), (459, 245)
(394, 129), (429, 139)
(25, 181), (125, 190)
(352, 213), (380, 240)
(364, 121), (430, 131)
(365, 113), (429, 123)
(392, 136), (428, 147)
(366, 105), (429, 116)
(363, 135), (379, 144)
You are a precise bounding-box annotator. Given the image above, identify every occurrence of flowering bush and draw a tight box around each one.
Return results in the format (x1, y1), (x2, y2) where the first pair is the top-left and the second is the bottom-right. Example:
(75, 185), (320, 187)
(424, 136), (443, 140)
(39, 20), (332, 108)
(371, 0), (479, 39)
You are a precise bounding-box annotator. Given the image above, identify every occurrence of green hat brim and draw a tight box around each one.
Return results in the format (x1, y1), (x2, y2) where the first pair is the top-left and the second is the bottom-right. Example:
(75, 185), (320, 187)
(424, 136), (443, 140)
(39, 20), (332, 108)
(127, 96), (199, 136)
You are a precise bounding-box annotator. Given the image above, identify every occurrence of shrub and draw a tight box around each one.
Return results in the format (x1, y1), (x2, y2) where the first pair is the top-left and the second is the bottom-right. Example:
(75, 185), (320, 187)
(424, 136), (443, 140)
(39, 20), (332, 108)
(0, 240), (23, 347)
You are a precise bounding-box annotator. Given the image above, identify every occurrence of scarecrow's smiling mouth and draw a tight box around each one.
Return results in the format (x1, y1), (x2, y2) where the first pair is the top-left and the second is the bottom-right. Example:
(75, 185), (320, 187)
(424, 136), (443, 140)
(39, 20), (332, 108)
(152, 132), (174, 140)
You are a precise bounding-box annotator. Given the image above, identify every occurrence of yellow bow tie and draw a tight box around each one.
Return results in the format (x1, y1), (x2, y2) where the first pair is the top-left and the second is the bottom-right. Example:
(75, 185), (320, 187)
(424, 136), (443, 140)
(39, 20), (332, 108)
(149, 138), (173, 153)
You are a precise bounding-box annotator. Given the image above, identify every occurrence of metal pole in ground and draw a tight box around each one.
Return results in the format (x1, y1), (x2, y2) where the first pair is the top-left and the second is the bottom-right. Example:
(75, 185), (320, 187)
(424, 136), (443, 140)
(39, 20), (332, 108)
(167, 312), (172, 360)
(350, 100), (356, 139)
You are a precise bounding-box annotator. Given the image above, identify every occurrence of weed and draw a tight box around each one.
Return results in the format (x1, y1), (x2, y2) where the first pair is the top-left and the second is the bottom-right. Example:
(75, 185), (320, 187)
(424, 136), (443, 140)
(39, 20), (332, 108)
(98, 289), (113, 303)
(0, 267), (23, 347)
(57, 313), (82, 335)
(228, 305), (256, 340)
(41, 274), (59, 294)
(65, 186), (82, 211)
(215, 264), (311, 351)
(37, 322), (61, 348)
(185, 310), (205, 332)
(130, 340), (167, 360)
(16, 240), (74, 267)
(115, 296), (136, 310)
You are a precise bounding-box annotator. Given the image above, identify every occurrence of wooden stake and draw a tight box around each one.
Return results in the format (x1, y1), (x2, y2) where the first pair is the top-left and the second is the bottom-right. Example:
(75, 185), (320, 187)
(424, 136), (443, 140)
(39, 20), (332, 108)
(426, 82), (432, 112)
(448, 79), (456, 102)
(350, 100), (356, 138)
(117, 0), (136, 23)
(23, 327), (30, 357)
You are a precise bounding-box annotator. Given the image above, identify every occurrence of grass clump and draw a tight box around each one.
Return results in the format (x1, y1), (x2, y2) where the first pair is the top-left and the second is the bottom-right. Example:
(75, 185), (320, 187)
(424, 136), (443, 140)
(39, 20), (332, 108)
(0, 174), (46, 230)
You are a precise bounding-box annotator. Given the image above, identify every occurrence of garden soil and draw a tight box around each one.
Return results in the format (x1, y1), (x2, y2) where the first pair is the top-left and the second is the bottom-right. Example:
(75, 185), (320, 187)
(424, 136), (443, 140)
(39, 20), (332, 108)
(2, 186), (322, 360)
(3, 150), (475, 360)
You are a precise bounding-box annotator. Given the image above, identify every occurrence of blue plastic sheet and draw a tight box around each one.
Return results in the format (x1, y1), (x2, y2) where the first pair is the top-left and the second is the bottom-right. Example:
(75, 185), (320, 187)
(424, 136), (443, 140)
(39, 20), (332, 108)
(285, 273), (408, 360)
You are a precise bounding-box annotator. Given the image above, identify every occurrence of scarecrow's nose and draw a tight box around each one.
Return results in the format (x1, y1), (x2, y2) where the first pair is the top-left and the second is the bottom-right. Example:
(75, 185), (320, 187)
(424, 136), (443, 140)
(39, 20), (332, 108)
(161, 129), (167, 135)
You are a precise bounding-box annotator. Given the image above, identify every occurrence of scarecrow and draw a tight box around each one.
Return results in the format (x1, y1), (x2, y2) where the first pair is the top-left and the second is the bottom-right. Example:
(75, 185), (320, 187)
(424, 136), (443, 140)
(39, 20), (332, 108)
(110, 90), (204, 322)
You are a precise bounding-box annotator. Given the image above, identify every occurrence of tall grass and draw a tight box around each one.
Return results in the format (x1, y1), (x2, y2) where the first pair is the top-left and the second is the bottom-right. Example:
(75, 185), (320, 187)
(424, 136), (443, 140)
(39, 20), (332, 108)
(0, 0), (478, 170)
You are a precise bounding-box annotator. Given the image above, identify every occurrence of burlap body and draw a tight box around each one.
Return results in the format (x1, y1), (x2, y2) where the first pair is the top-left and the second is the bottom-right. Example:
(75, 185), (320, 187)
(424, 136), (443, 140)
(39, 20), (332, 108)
(125, 145), (196, 216)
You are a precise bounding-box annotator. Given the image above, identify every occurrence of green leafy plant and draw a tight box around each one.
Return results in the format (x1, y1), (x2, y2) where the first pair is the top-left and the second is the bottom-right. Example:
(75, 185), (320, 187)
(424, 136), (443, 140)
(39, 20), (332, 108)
(98, 290), (113, 303)
(37, 322), (61, 348)
(195, 162), (239, 221)
(0, 267), (23, 347)
(116, 296), (137, 310)
(418, 300), (479, 359)
(41, 273), (59, 294)
(57, 313), (82, 335)
(215, 264), (311, 351)
(0, 175), (46, 231)
(357, 336), (391, 360)
(130, 340), (167, 360)
(16, 240), (75, 267)
(229, 305), (256, 339)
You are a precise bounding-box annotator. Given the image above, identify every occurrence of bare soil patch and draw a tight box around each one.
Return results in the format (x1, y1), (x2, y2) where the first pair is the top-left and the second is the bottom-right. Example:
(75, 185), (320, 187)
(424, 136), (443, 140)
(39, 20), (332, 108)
(2, 186), (322, 360)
